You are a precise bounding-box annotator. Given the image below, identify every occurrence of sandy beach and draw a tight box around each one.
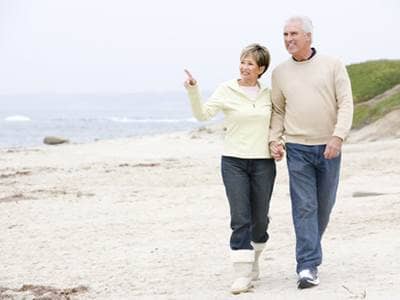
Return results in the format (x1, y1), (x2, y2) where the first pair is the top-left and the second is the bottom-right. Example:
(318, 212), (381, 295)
(1, 128), (400, 299)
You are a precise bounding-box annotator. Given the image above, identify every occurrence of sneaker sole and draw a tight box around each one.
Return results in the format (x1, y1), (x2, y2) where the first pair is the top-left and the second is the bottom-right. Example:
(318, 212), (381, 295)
(297, 278), (320, 289)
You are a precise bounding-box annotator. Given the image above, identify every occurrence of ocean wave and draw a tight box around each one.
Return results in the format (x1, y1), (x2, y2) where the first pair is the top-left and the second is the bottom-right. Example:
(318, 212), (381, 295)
(4, 115), (31, 122)
(107, 117), (197, 123)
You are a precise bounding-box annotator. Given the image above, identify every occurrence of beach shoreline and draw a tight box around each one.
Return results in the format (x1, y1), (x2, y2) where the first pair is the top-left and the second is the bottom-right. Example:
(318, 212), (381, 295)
(1, 129), (399, 299)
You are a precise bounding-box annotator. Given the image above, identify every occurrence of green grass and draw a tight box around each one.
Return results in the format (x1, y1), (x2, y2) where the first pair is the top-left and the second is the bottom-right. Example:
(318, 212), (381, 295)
(347, 60), (400, 104)
(353, 92), (400, 129)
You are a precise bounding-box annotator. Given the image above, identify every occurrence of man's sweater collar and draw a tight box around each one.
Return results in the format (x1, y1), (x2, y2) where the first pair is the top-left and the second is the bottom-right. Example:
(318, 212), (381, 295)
(292, 47), (317, 62)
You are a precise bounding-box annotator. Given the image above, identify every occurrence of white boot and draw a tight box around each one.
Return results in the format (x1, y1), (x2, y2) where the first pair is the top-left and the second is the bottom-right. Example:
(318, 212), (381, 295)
(230, 249), (255, 294)
(250, 242), (266, 280)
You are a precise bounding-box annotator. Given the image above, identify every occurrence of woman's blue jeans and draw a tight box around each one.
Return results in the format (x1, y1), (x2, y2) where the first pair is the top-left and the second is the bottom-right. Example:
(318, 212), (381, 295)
(286, 143), (341, 273)
(221, 156), (276, 250)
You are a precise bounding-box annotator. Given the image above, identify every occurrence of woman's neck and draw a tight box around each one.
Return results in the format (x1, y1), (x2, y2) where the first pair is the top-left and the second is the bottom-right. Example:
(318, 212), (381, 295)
(238, 79), (258, 87)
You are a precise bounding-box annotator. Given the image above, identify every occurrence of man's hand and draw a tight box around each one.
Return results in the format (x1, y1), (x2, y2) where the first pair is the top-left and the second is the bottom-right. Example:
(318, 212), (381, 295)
(269, 141), (285, 161)
(324, 136), (343, 159)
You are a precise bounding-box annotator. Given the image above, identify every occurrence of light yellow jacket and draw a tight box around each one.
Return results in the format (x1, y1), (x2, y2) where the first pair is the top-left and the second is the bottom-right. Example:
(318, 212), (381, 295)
(186, 79), (272, 159)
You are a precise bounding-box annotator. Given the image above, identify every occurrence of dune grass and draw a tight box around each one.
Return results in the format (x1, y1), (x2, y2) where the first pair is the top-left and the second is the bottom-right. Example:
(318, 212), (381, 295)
(347, 60), (400, 104)
(353, 92), (400, 129)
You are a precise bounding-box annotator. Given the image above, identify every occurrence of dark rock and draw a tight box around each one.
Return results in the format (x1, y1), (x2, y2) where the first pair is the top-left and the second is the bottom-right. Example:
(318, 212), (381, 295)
(43, 136), (69, 145)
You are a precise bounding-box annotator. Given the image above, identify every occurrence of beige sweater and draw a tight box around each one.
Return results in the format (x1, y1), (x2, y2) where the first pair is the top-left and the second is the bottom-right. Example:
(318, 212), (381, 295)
(269, 53), (354, 145)
(186, 79), (272, 158)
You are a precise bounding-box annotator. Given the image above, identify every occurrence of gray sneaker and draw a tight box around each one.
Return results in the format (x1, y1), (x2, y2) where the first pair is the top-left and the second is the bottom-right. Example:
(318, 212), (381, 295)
(297, 268), (320, 289)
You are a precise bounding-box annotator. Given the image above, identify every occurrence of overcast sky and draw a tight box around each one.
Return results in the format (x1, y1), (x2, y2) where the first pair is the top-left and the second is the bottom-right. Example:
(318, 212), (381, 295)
(0, 0), (399, 94)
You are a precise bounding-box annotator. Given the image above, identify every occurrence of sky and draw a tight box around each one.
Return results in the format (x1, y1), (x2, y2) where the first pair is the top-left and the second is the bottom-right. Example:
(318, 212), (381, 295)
(0, 0), (399, 94)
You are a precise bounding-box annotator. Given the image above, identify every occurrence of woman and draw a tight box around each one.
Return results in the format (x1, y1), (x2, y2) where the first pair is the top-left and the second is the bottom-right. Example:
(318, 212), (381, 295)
(184, 44), (276, 294)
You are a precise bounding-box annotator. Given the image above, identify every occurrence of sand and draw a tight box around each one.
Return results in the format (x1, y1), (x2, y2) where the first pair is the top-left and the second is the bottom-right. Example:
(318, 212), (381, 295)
(1, 128), (399, 299)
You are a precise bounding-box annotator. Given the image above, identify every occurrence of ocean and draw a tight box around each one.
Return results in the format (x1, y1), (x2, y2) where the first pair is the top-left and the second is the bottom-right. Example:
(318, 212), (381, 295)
(0, 92), (216, 148)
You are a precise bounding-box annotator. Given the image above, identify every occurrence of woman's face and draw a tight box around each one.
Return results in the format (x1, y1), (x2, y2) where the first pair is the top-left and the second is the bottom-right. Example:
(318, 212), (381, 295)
(239, 54), (263, 82)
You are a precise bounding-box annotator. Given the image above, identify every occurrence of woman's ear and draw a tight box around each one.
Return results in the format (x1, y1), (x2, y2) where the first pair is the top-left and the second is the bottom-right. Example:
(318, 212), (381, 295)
(259, 66), (266, 75)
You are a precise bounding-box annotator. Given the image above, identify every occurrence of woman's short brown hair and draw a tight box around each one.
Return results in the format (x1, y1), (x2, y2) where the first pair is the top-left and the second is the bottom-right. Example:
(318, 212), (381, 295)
(240, 43), (271, 78)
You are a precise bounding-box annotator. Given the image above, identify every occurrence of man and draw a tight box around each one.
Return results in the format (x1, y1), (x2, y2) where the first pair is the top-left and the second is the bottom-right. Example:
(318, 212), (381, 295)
(269, 16), (353, 289)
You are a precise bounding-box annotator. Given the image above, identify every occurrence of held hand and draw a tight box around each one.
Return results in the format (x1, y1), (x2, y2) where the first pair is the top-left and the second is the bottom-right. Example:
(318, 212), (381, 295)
(324, 136), (343, 159)
(269, 141), (285, 161)
(184, 69), (197, 88)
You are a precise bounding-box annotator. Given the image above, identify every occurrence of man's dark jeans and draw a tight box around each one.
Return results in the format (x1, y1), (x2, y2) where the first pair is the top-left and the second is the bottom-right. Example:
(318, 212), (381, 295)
(286, 143), (341, 273)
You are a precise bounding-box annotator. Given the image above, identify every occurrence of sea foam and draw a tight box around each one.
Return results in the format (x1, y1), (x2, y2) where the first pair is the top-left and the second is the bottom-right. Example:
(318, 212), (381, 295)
(4, 115), (31, 122)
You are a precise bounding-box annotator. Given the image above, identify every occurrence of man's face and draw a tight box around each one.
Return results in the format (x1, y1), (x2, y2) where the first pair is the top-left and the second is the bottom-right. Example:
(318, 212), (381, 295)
(283, 21), (311, 56)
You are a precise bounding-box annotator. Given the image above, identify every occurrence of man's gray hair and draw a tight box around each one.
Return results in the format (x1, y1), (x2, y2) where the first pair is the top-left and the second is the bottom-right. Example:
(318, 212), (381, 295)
(285, 15), (313, 34)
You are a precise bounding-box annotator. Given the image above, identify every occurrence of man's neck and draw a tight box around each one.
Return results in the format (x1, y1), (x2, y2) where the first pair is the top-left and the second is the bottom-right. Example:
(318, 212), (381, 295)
(293, 48), (315, 62)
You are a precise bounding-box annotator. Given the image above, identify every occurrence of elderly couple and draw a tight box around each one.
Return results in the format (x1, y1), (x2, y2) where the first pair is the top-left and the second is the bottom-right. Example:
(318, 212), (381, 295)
(184, 15), (353, 294)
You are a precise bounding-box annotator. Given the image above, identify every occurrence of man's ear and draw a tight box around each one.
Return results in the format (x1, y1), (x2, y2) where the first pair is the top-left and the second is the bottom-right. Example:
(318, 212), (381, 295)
(306, 32), (312, 42)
